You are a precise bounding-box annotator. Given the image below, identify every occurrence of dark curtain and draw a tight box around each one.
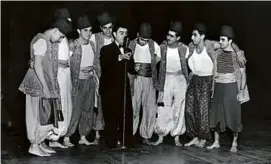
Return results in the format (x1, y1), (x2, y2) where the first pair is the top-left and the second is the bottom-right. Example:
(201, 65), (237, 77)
(2, 1), (271, 135)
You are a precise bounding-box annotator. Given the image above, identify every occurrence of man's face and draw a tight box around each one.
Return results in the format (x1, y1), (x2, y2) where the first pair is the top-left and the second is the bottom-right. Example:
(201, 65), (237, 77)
(191, 30), (204, 45)
(51, 28), (65, 43)
(101, 23), (113, 38)
(219, 36), (232, 50)
(166, 31), (179, 45)
(138, 36), (150, 46)
(113, 27), (128, 45)
(78, 26), (92, 41)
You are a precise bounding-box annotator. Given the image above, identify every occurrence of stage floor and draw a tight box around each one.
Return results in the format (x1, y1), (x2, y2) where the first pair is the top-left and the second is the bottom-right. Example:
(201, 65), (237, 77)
(2, 118), (271, 164)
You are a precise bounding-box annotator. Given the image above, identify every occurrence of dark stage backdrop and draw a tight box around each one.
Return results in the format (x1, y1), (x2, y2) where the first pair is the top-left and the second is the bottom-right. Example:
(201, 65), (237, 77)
(2, 1), (271, 135)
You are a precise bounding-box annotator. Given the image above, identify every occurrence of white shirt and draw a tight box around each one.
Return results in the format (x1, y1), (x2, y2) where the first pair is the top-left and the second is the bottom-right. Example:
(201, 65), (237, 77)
(166, 47), (182, 72)
(90, 34), (114, 50)
(80, 44), (95, 67)
(104, 37), (113, 46)
(165, 46), (189, 73)
(33, 39), (47, 56)
(114, 41), (124, 54)
(188, 47), (213, 76)
(133, 41), (161, 63)
(58, 37), (70, 60)
(114, 41), (124, 62)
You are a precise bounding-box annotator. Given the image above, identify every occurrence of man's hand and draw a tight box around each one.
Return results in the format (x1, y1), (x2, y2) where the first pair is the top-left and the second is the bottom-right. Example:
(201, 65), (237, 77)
(134, 64), (140, 72)
(43, 86), (51, 99)
(237, 90), (245, 103)
(119, 52), (132, 61)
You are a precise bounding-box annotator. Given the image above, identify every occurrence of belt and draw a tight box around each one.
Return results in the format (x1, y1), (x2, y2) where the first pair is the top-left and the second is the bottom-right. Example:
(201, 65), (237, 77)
(79, 66), (94, 79)
(135, 63), (152, 77)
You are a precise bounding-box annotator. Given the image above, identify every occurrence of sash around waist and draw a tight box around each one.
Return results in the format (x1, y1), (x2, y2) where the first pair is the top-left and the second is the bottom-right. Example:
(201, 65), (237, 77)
(79, 66), (94, 79)
(58, 60), (70, 68)
(166, 70), (183, 76)
(215, 73), (237, 83)
(134, 63), (152, 77)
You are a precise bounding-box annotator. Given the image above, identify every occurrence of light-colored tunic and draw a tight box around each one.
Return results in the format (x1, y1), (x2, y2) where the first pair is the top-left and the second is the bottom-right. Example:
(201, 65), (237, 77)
(57, 37), (73, 137)
(154, 47), (188, 137)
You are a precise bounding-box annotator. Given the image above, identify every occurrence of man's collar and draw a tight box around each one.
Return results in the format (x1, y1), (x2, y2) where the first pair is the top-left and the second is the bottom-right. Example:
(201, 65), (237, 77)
(115, 41), (124, 48)
(115, 41), (120, 47)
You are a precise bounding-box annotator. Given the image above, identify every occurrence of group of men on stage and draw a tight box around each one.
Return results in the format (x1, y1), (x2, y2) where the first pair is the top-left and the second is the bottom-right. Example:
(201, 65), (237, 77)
(19, 8), (250, 157)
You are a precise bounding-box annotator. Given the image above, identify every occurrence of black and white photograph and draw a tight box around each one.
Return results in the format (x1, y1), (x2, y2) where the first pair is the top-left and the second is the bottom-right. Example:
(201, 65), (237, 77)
(1, 1), (271, 163)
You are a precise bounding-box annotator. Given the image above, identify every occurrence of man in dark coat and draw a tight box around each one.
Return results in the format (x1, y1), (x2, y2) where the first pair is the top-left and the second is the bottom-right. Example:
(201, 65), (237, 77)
(99, 23), (135, 150)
